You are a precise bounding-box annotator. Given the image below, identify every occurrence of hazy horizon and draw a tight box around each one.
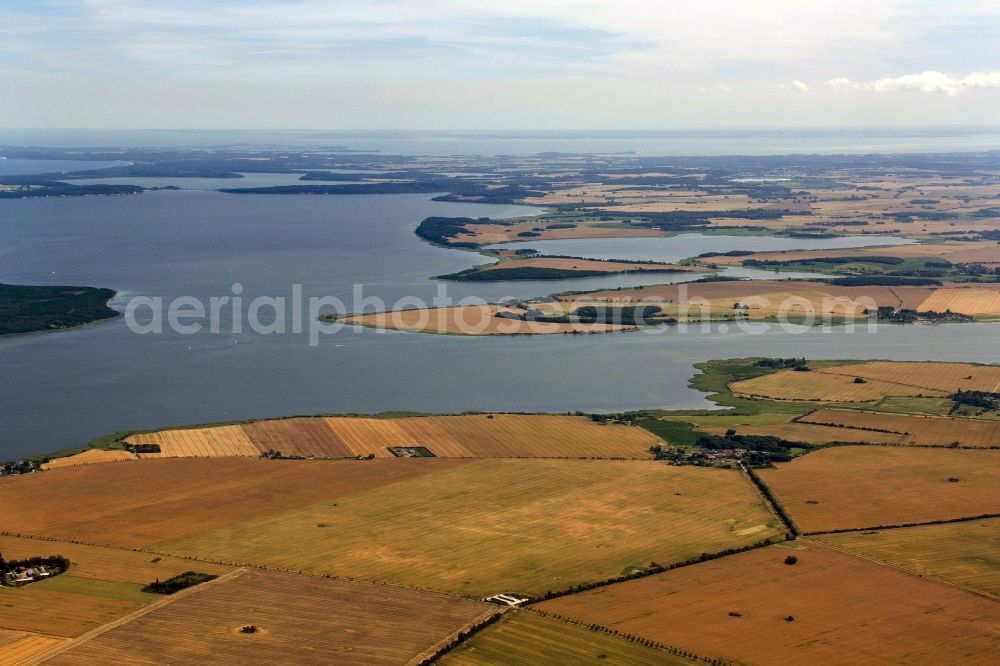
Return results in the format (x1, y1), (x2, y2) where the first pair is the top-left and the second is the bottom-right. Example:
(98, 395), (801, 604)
(3, 1), (999, 130)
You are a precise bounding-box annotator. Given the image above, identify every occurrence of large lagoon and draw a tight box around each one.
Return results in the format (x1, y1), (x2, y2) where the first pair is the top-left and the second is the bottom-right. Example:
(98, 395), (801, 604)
(1, 187), (995, 458)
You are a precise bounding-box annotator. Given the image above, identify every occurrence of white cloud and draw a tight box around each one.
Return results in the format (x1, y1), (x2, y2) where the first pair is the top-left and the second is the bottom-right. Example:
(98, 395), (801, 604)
(825, 77), (854, 89)
(826, 71), (1000, 95)
(779, 80), (809, 92)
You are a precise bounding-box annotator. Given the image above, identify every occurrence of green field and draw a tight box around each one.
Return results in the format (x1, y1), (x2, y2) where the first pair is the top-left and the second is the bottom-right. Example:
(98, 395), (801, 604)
(32, 575), (160, 604)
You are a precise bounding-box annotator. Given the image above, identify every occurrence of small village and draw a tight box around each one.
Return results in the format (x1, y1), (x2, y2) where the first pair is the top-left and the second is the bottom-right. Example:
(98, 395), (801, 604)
(0, 554), (68, 588)
(652, 444), (785, 468)
(0, 458), (41, 477)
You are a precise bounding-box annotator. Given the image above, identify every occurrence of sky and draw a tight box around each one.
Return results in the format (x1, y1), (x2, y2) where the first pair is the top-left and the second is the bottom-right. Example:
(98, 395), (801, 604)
(2, 0), (999, 129)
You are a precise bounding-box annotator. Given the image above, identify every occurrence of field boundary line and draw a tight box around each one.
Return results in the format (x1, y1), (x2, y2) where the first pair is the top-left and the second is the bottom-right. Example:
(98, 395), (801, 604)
(802, 537), (1000, 602)
(411, 608), (505, 665)
(524, 608), (725, 665)
(802, 513), (1000, 537)
(887, 286), (904, 310)
(526, 535), (782, 604)
(739, 463), (798, 537)
(20, 568), (249, 665)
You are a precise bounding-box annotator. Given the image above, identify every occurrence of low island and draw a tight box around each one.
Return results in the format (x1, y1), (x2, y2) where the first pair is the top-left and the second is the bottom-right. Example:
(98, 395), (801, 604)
(0, 283), (119, 335)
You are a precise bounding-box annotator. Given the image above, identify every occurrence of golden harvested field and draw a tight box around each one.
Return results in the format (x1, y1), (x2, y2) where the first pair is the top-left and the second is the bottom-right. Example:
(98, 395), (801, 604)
(398, 414), (660, 458)
(801, 409), (1000, 447)
(43, 569), (495, 666)
(564, 280), (909, 319)
(731, 370), (933, 402)
(756, 447), (1000, 532)
(41, 449), (134, 470)
(819, 361), (1000, 394)
(128, 414), (658, 459)
(321, 417), (420, 454)
(537, 542), (1000, 666)
(566, 281), (1000, 319)
(0, 631), (66, 666)
(0, 583), (144, 639)
(0, 458), (464, 548)
(699, 423), (906, 444)
(729, 361), (1000, 402)
(155, 459), (783, 597)
(343, 305), (632, 335)
(438, 611), (696, 666)
(126, 425), (258, 458)
(815, 518), (1000, 597)
(915, 287), (1000, 315)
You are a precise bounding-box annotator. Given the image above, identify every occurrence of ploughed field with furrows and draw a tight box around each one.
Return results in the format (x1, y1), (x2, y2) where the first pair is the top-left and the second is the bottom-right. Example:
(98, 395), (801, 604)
(536, 542), (1000, 666)
(41, 569), (496, 666)
(0, 630), (66, 666)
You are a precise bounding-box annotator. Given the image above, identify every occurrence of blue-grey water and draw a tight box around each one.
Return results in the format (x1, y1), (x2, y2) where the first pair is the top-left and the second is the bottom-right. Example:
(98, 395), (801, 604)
(59, 172), (313, 190)
(0, 158), (130, 176)
(489, 234), (914, 263)
(3, 127), (1000, 155)
(2, 184), (998, 459)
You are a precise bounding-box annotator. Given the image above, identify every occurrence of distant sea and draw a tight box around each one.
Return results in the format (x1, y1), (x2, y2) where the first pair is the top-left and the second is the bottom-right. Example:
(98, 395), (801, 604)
(2, 127), (1000, 156)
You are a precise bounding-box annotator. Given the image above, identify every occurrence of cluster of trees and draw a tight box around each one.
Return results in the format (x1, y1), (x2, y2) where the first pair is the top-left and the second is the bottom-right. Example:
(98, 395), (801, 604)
(142, 571), (218, 595)
(589, 413), (639, 425)
(754, 357), (808, 369)
(125, 443), (161, 454)
(869, 306), (973, 323)
(746, 256), (906, 267)
(0, 283), (119, 336)
(828, 276), (942, 286)
(414, 216), (490, 247)
(955, 263), (1000, 278)
(951, 389), (1000, 411)
(743, 466), (799, 536)
(0, 182), (143, 199)
(574, 305), (662, 325)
